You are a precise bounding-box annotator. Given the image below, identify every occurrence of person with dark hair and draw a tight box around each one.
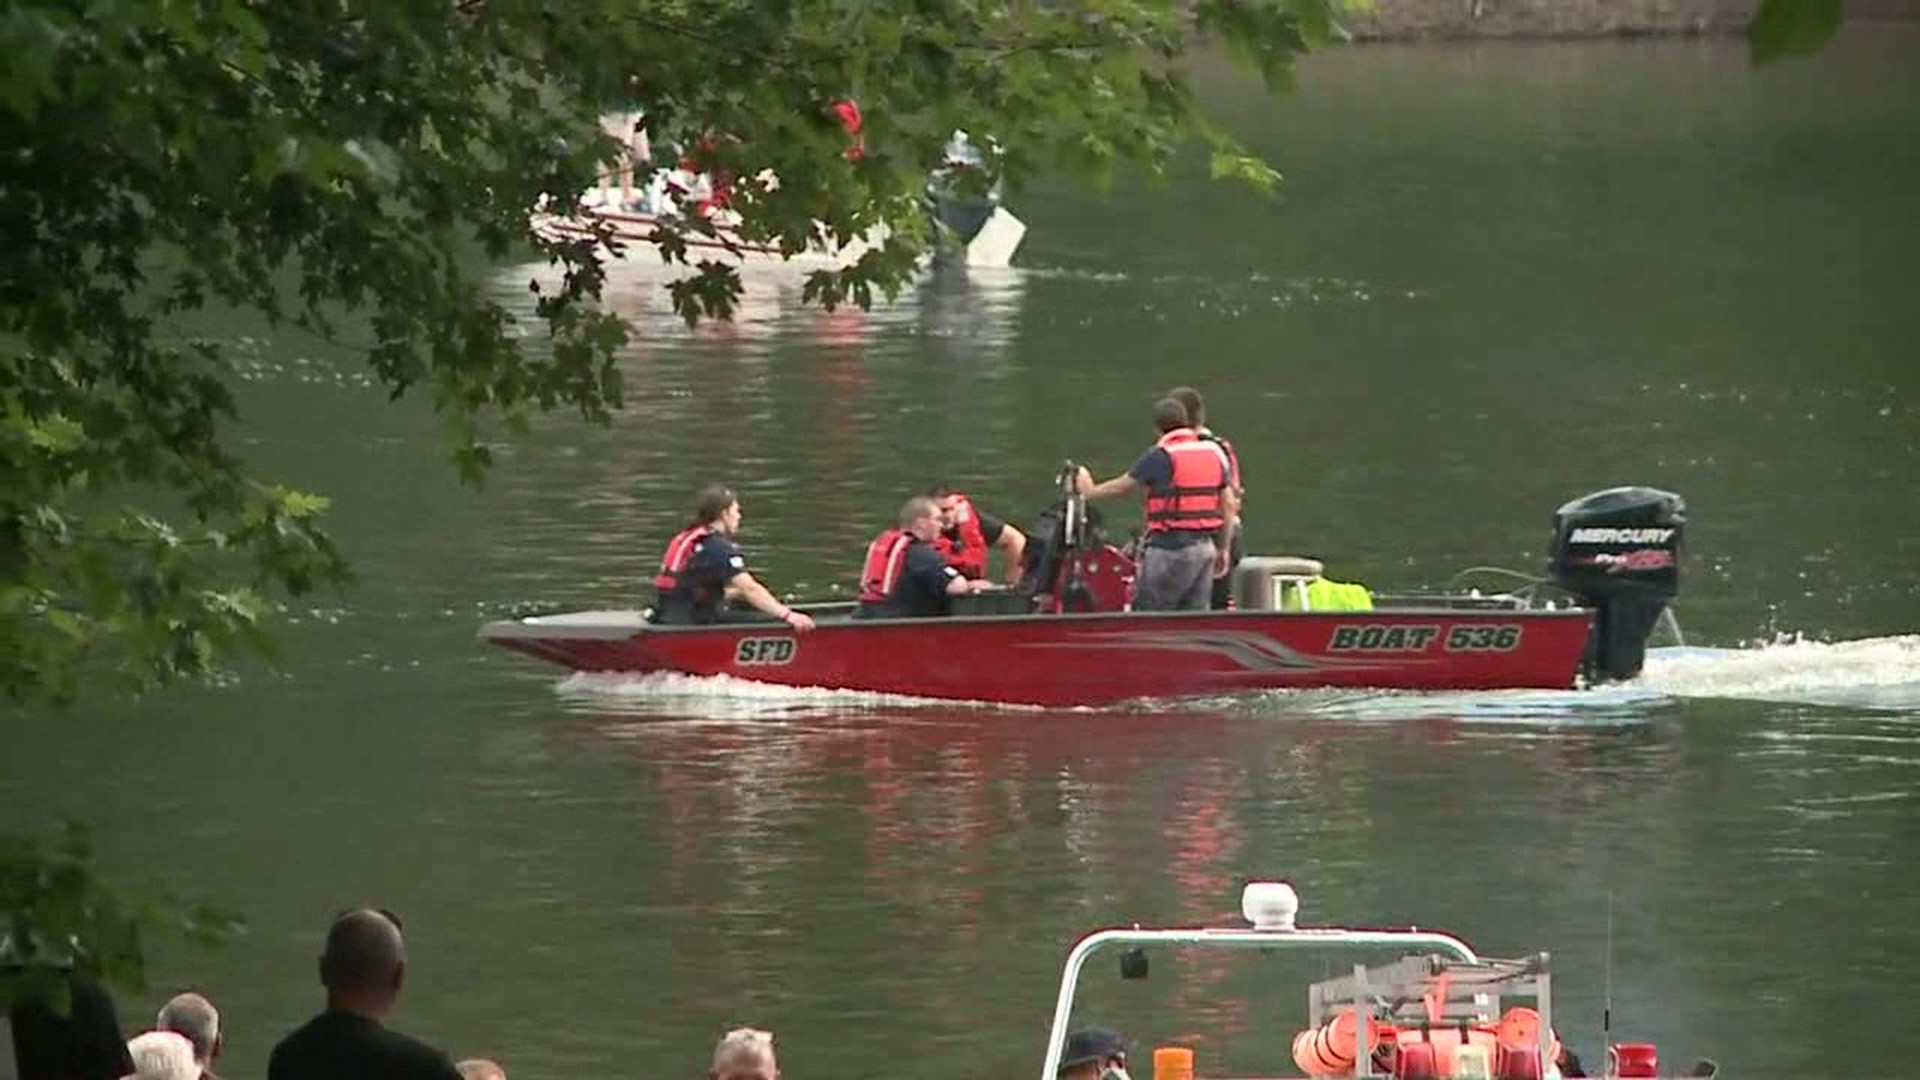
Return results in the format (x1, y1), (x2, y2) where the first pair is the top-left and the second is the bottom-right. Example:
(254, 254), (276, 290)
(266, 909), (462, 1080)
(650, 484), (815, 631)
(925, 482), (1027, 585)
(4, 969), (135, 1080)
(1075, 397), (1239, 611)
(854, 496), (999, 619)
(1166, 385), (1244, 610)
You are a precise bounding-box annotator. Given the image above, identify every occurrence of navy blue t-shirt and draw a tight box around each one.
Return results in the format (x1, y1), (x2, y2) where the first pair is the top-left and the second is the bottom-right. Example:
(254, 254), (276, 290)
(1128, 445), (1223, 549)
(656, 533), (749, 621)
(859, 539), (961, 618)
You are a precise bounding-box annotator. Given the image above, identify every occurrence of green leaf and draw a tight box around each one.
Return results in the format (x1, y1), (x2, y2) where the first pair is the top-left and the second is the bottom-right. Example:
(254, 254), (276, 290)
(1748, 0), (1844, 65)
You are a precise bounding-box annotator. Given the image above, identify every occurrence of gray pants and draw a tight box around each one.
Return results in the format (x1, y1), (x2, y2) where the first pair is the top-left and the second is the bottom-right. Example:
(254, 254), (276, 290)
(1133, 538), (1217, 612)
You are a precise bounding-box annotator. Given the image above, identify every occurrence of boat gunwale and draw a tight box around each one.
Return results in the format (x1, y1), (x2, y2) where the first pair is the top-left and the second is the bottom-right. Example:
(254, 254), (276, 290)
(479, 604), (1594, 641)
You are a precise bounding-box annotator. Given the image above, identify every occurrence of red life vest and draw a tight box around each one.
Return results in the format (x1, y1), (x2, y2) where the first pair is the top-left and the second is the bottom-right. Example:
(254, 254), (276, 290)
(652, 524), (711, 593)
(832, 99), (866, 162)
(931, 493), (989, 579)
(858, 529), (916, 603)
(1144, 429), (1227, 533)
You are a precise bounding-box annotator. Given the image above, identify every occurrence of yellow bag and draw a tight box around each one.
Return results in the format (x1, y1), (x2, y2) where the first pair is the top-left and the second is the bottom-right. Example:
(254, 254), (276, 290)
(1290, 576), (1375, 612)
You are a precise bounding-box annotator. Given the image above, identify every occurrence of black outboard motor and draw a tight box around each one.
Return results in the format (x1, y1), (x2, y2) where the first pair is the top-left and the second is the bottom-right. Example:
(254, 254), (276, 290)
(1548, 487), (1686, 682)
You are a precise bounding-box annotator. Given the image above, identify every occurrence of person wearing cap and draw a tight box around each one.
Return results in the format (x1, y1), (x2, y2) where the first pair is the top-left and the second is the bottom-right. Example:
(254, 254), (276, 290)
(1058, 1027), (1130, 1080)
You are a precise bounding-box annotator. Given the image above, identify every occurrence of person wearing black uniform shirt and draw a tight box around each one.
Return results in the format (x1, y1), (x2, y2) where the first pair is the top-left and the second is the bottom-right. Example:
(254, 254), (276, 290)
(927, 482), (1027, 585)
(650, 484), (815, 631)
(855, 496), (998, 618)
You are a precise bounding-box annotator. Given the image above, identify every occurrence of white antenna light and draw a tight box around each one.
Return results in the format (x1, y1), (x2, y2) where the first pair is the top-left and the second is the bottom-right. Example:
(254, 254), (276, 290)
(1242, 881), (1299, 930)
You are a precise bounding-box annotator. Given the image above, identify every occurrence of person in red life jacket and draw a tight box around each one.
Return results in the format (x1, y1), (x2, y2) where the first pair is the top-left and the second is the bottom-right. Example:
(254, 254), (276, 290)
(1167, 386), (1244, 610)
(1074, 397), (1240, 611)
(831, 98), (865, 162)
(853, 496), (999, 619)
(679, 132), (736, 217)
(651, 484), (816, 631)
(927, 482), (1027, 585)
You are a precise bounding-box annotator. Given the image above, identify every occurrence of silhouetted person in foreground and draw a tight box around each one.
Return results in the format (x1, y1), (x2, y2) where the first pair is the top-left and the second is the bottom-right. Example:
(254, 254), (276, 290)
(266, 908), (462, 1080)
(4, 969), (134, 1080)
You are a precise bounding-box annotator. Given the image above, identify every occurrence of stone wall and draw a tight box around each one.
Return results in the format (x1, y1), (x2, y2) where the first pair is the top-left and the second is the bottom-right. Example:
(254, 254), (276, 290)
(1345, 0), (1920, 41)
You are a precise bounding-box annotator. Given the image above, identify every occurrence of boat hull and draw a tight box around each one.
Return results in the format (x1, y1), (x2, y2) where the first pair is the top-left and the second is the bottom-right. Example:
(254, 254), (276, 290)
(480, 607), (1595, 706)
(531, 204), (1024, 270)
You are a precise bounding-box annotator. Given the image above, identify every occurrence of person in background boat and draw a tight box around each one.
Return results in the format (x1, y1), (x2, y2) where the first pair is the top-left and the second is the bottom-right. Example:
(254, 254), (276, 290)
(456, 1060), (507, 1080)
(1057, 1027), (1130, 1080)
(710, 1027), (778, 1080)
(855, 496), (999, 619)
(831, 98), (865, 162)
(594, 110), (649, 211)
(156, 992), (224, 1080)
(1074, 397), (1238, 611)
(1166, 385), (1244, 610)
(928, 482), (1027, 585)
(652, 484), (816, 632)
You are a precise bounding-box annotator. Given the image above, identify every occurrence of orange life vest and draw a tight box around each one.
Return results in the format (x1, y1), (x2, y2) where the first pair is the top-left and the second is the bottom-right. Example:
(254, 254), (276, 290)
(858, 529), (916, 603)
(1144, 429), (1227, 533)
(931, 493), (989, 579)
(652, 524), (711, 594)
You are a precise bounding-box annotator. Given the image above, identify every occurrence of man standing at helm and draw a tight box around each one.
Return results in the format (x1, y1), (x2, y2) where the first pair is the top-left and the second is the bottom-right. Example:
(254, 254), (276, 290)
(1075, 397), (1239, 611)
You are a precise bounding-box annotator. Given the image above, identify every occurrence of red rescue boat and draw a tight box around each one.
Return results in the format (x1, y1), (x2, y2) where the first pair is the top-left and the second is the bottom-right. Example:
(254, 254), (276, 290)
(480, 481), (1686, 708)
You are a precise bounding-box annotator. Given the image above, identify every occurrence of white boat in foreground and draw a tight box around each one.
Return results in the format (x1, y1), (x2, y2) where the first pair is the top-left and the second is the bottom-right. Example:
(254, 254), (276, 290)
(1040, 881), (1718, 1080)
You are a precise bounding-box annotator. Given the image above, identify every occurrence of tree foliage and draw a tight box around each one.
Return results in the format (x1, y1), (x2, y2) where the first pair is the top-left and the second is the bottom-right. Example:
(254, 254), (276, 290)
(1747, 0), (1846, 65)
(0, 0), (1348, 708)
(0, 825), (240, 1012)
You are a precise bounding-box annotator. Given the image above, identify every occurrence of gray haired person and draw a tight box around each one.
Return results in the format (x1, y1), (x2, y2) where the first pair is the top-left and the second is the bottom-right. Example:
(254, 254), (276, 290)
(156, 992), (223, 1080)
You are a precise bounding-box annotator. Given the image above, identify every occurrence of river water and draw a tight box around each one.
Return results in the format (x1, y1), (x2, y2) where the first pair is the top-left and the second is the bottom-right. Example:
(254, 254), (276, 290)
(7, 28), (1918, 1080)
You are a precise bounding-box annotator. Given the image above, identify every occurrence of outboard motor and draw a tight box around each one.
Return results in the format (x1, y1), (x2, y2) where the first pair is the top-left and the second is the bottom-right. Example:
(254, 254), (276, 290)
(1549, 487), (1686, 682)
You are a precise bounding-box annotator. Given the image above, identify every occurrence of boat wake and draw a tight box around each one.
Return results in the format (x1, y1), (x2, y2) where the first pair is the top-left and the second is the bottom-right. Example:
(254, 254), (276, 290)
(1637, 633), (1920, 711)
(546, 635), (1920, 723)
(554, 670), (1042, 718)
(1295, 634), (1920, 724)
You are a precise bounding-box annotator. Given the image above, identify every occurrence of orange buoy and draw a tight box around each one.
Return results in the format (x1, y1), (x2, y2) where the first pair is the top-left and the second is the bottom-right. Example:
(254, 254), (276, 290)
(1494, 1007), (1562, 1064)
(1152, 1046), (1194, 1080)
(1292, 1009), (1389, 1076)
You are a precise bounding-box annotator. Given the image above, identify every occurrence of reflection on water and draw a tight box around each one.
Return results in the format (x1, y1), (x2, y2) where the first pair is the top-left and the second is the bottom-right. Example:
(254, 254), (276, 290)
(525, 679), (1920, 1077)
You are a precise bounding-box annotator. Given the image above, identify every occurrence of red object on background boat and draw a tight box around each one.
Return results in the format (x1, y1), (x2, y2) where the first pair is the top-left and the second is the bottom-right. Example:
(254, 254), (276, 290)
(1396, 1041), (1441, 1079)
(1611, 1042), (1659, 1077)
